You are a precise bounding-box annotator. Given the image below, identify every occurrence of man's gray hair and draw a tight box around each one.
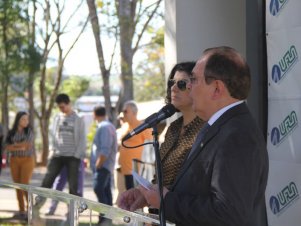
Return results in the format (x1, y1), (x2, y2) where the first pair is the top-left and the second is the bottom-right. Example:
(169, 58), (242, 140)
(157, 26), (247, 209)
(123, 100), (138, 114)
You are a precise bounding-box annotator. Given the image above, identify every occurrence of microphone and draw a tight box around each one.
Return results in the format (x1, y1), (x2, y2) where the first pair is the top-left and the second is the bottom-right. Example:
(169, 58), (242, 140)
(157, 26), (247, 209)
(122, 104), (176, 142)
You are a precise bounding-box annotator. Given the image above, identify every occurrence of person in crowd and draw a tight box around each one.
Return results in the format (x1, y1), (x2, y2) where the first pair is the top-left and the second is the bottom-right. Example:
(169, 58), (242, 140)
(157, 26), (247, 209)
(114, 112), (128, 200)
(45, 161), (85, 215)
(118, 46), (269, 226)
(90, 105), (118, 225)
(5, 111), (35, 220)
(35, 93), (86, 209)
(116, 112), (128, 147)
(118, 100), (152, 190)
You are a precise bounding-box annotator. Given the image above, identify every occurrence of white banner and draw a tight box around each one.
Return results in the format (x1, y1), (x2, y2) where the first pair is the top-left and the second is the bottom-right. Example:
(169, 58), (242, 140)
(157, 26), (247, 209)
(267, 28), (301, 99)
(266, 0), (301, 32)
(266, 160), (301, 226)
(266, 0), (301, 225)
(267, 99), (301, 163)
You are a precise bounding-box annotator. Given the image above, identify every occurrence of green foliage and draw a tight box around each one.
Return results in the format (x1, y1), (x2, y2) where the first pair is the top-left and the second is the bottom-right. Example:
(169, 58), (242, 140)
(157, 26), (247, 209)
(96, 0), (118, 39)
(59, 76), (90, 102)
(0, 0), (33, 119)
(0, 0), (28, 76)
(151, 26), (164, 46)
(33, 71), (89, 104)
(23, 44), (42, 73)
(33, 67), (56, 98)
(10, 74), (27, 94)
(86, 121), (97, 157)
(134, 26), (165, 102)
(134, 72), (165, 102)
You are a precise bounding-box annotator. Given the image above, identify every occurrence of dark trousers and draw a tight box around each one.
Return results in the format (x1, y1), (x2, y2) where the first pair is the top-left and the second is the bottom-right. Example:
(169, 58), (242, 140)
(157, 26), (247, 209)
(125, 175), (134, 190)
(93, 167), (112, 206)
(41, 156), (80, 196)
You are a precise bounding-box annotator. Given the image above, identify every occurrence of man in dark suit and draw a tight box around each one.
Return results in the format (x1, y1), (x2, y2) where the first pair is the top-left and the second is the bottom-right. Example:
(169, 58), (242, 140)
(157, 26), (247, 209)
(118, 46), (269, 226)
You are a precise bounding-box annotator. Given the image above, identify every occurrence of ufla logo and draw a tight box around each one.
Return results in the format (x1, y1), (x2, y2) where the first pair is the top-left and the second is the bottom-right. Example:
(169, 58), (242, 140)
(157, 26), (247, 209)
(269, 0), (289, 16)
(270, 182), (299, 215)
(270, 110), (298, 146)
(271, 45), (298, 84)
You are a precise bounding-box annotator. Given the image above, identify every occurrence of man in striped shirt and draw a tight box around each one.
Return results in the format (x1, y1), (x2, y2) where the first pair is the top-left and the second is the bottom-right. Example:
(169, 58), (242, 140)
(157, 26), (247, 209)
(35, 93), (86, 209)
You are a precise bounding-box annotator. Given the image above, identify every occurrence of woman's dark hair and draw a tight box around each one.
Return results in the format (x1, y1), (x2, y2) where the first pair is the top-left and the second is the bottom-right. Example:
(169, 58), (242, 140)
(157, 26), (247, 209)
(6, 111), (30, 144)
(165, 61), (196, 105)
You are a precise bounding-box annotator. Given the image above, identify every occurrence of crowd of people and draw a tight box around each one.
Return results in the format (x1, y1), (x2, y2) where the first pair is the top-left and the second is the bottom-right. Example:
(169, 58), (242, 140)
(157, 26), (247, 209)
(0, 46), (269, 226)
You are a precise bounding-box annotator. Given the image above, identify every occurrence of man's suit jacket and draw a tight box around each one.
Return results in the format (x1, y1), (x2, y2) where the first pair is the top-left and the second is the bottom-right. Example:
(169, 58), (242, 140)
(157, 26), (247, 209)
(164, 103), (269, 226)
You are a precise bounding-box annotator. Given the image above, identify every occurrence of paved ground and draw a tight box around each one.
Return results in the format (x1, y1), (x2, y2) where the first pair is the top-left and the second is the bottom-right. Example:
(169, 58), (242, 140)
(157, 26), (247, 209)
(0, 166), (117, 225)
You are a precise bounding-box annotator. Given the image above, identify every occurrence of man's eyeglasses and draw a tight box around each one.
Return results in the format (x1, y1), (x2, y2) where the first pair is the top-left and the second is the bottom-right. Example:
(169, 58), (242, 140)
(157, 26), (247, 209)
(168, 79), (189, 91)
(189, 76), (198, 84)
(190, 75), (220, 84)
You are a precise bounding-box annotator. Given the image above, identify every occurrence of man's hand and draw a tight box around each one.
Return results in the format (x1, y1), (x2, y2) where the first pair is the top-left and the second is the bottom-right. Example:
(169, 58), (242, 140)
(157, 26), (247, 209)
(117, 188), (148, 211)
(95, 155), (106, 169)
(138, 185), (169, 209)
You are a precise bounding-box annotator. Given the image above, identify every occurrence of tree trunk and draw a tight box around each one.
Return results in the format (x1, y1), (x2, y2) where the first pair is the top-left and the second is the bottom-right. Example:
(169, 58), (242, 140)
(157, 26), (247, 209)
(28, 0), (37, 130)
(87, 0), (162, 115)
(28, 74), (35, 131)
(1, 80), (9, 135)
(27, 71), (36, 161)
(87, 0), (113, 120)
(102, 71), (114, 121)
(1, 9), (10, 135)
(117, 0), (134, 104)
(27, 6), (37, 161)
(35, 0), (87, 164)
(40, 116), (49, 166)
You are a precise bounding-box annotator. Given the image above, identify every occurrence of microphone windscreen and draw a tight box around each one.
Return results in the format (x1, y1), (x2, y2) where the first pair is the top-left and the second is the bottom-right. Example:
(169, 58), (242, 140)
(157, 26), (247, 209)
(161, 104), (177, 117)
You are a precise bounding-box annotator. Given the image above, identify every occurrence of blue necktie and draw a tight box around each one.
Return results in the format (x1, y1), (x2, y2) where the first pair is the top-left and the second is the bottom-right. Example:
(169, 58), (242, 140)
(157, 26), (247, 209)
(188, 122), (210, 159)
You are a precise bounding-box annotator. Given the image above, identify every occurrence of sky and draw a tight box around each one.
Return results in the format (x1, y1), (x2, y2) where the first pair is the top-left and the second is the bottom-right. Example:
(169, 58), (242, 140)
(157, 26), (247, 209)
(42, 0), (163, 77)
(63, 28), (115, 76)
(44, 1), (104, 76)
(64, 30), (100, 75)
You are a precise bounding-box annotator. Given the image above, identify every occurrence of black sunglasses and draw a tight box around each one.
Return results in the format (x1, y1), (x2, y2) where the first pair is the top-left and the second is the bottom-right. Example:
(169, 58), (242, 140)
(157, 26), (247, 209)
(168, 79), (189, 91)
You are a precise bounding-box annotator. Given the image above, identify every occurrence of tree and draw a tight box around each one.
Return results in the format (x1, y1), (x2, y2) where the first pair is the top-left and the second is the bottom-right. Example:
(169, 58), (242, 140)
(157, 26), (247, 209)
(59, 76), (90, 102)
(116, 0), (162, 105)
(0, 0), (28, 134)
(134, 26), (165, 101)
(86, 0), (163, 122)
(32, 0), (89, 165)
(86, 0), (117, 121)
(24, 0), (42, 130)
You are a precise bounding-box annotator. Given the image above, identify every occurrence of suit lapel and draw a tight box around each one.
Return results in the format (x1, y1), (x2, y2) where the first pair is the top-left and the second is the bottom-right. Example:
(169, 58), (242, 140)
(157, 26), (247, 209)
(171, 124), (219, 188)
(170, 102), (249, 189)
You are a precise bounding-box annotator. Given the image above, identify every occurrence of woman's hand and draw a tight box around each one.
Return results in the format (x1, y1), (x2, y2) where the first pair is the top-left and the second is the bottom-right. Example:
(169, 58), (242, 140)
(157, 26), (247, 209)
(6, 142), (31, 151)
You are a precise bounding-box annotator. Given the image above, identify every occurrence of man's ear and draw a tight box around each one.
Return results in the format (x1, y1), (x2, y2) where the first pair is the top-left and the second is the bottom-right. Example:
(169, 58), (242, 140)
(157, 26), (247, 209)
(212, 80), (225, 99)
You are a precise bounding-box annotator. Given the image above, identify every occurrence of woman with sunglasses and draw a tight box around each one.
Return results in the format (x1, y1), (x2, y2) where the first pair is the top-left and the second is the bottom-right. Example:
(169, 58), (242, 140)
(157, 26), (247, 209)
(5, 111), (35, 220)
(118, 62), (205, 213)
(155, 61), (205, 188)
